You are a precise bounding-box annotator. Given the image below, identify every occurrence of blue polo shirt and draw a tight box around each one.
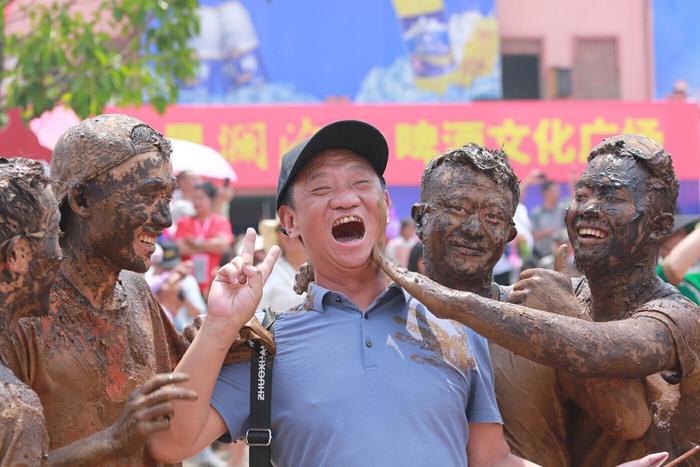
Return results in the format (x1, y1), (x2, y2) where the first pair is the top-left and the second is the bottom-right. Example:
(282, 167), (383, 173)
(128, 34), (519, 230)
(211, 283), (501, 467)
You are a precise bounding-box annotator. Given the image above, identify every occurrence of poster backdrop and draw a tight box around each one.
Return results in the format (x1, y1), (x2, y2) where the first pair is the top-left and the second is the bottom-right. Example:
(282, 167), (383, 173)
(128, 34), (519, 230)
(113, 101), (700, 189)
(179, 0), (501, 103)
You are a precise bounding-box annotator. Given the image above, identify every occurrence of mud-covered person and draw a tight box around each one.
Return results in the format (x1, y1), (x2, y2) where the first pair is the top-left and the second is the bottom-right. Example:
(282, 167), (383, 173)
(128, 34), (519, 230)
(404, 144), (654, 466)
(2, 115), (197, 466)
(410, 145), (570, 465)
(0, 158), (57, 465)
(147, 120), (542, 466)
(377, 134), (699, 466)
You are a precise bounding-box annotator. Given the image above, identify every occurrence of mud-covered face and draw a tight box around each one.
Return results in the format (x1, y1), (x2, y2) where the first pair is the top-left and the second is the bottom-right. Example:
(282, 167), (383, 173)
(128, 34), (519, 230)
(2, 186), (62, 318)
(28, 187), (63, 299)
(87, 151), (175, 273)
(419, 165), (514, 284)
(282, 150), (388, 275)
(567, 154), (652, 271)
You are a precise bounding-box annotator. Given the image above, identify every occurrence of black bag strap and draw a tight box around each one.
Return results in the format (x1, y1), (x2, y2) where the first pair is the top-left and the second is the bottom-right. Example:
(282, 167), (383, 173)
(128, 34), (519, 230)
(247, 308), (281, 467)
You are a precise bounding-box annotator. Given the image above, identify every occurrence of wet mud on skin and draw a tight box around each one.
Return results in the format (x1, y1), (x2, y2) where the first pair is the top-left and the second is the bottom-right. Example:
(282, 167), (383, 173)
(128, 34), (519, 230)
(374, 137), (700, 465)
(417, 164), (514, 297)
(0, 162), (58, 466)
(372, 144), (686, 380)
(5, 123), (183, 465)
(0, 187), (61, 328)
(410, 153), (572, 466)
(294, 261), (315, 297)
(0, 364), (49, 465)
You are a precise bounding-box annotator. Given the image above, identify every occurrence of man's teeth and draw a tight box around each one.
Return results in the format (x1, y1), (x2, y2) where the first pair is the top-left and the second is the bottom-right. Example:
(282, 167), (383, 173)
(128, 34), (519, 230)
(333, 216), (363, 228)
(139, 234), (157, 244)
(578, 228), (607, 239)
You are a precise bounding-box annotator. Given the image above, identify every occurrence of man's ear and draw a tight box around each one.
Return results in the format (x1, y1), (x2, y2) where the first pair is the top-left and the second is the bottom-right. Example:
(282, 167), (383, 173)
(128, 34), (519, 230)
(650, 212), (674, 241)
(411, 203), (427, 241)
(2, 236), (29, 275)
(67, 183), (91, 218)
(380, 188), (392, 225)
(278, 205), (300, 240)
(507, 225), (518, 243)
(0, 236), (16, 266)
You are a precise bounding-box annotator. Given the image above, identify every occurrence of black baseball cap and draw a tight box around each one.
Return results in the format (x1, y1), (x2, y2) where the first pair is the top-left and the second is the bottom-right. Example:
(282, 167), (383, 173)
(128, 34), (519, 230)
(275, 120), (389, 210)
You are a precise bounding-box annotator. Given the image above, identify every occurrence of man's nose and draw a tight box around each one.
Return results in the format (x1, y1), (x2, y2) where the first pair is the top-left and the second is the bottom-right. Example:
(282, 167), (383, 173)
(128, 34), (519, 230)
(460, 213), (483, 236)
(329, 188), (360, 210)
(580, 199), (601, 218)
(153, 202), (173, 228)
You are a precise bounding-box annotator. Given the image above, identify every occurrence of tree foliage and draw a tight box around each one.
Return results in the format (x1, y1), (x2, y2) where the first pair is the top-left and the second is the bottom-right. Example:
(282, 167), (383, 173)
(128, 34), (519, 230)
(2, 0), (199, 121)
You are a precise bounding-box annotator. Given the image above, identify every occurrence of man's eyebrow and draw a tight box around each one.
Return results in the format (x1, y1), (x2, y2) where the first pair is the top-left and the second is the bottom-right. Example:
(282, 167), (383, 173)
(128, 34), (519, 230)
(306, 171), (330, 184)
(138, 177), (169, 189)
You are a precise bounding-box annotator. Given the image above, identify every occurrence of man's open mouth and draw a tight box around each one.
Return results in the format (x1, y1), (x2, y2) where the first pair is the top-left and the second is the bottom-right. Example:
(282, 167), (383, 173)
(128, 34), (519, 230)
(451, 242), (484, 256)
(139, 234), (157, 246)
(576, 227), (608, 240)
(332, 216), (365, 243)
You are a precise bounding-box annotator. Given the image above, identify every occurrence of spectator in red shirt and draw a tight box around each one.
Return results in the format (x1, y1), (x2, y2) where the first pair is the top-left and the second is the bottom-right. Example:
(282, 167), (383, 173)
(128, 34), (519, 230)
(175, 181), (233, 293)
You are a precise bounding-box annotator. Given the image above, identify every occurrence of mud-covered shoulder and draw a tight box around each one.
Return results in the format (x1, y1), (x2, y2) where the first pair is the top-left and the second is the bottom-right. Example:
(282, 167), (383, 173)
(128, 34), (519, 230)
(0, 364), (49, 466)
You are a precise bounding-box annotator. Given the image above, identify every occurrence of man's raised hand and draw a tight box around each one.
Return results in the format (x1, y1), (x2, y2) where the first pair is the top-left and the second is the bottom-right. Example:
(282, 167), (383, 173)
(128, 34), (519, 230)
(206, 228), (280, 331)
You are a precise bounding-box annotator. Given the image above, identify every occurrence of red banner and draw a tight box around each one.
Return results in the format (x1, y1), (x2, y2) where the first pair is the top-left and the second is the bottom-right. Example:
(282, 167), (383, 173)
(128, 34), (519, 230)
(110, 101), (700, 188)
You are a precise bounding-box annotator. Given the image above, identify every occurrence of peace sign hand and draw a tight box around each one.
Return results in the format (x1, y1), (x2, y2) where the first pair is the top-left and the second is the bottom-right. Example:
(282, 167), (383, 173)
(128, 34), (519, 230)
(206, 228), (280, 334)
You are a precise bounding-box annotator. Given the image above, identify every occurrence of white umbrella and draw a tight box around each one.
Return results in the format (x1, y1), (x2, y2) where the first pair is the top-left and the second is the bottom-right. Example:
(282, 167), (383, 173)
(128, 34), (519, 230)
(169, 139), (238, 181)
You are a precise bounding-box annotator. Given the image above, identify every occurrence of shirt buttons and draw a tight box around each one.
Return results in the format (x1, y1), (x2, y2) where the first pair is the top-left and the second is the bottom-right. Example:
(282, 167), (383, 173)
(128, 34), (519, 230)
(334, 296), (342, 303)
(365, 339), (373, 348)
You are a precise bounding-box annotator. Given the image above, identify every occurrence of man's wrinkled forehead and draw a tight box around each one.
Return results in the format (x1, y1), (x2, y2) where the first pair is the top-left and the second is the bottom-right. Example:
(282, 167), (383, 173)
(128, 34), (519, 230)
(578, 154), (645, 191)
(95, 150), (169, 182)
(297, 149), (377, 183)
(423, 163), (494, 199)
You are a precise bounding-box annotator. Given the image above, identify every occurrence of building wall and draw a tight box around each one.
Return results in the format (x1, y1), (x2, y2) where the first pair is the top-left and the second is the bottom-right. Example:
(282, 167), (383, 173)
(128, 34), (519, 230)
(497, 0), (654, 100)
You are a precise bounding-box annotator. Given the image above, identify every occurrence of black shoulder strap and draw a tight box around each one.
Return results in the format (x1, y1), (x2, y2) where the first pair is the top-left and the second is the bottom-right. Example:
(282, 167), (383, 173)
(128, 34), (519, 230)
(247, 308), (281, 467)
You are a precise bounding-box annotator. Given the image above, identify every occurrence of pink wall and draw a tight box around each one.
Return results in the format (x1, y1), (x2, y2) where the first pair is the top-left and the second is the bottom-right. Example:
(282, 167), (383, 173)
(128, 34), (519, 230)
(497, 0), (654, 100)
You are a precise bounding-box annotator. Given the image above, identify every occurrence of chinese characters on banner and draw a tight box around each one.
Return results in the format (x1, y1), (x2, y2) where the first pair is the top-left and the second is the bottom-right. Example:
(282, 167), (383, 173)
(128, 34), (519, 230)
(112, 101), (700, 188)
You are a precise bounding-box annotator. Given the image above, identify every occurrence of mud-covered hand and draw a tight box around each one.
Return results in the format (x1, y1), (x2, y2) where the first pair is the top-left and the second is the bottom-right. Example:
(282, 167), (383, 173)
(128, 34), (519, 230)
(107, 373), (197, 457)
(183, 314), (276, 364)
(508, 244), (585, 318)
(371, 244), (457, 321)
(293, 260), (314, 295)
(206, 228), (280, 331)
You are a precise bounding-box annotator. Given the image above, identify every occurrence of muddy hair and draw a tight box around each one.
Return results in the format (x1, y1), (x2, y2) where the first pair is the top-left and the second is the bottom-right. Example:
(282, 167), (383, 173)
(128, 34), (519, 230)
(421, 143), (520, 215)
(0, 158), (51, 244)
(589, 134), (679, 214)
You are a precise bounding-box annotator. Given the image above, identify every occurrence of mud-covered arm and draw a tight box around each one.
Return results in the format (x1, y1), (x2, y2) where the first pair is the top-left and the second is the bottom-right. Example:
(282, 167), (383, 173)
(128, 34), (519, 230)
(374, 247), (676, 378)
(559, 373), (651, 440)
(48, 430), (120, 467)
(506, 263), (653, 440)
(0, 368), (49, 466)
(48, 373), (196, 466)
